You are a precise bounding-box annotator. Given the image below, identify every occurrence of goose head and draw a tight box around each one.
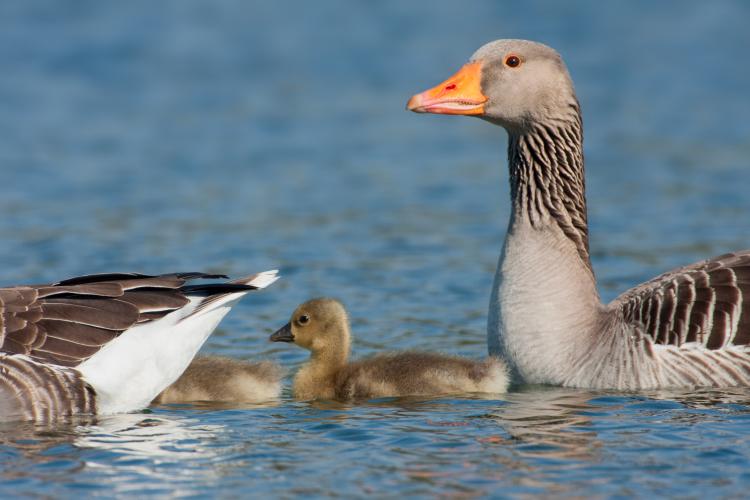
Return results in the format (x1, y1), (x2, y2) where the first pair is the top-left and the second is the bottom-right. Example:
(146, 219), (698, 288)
(270, 298), (350, 355)
(407, 39), (577, 132)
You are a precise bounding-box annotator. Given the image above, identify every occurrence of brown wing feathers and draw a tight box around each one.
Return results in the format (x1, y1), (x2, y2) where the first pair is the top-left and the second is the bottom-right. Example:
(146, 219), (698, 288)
(0, 354), (96, 420)
(620, 252), (750, 350)
(0, 272), (233, 367)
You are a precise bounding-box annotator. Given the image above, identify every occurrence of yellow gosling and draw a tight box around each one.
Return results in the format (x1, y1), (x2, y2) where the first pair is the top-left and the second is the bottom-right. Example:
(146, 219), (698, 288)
(153, 355), (282, 404)
(270, 298), (508, 401)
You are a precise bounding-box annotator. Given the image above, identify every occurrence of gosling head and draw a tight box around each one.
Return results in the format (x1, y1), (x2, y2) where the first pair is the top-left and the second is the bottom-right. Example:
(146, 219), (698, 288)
(407, 39), (577, 131)
(270, 298), (350, 355)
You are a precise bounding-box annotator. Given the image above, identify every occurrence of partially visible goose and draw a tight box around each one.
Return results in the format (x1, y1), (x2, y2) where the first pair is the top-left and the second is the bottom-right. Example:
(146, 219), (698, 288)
(153, 355), (282, 404)
(0, 270), (278, 420)
(270, 298), (508, 400)
(408, 39), (750, 389)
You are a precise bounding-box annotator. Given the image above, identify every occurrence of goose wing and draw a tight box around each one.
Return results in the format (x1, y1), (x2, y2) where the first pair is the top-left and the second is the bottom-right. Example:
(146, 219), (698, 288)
(612, 251), (750, 350)
(0, 272), (251, 367)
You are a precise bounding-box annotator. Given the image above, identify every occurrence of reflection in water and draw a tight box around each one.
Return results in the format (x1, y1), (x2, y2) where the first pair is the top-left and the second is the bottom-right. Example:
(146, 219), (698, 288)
(0, 416), (95, 483)
(2, 388), (750, 496)
(446, 388), (604, 497)
(0, 411), (228, 494)
(0, 413), (224, 458)
(488, 386), (750, 460)
(470, 386), (750, 497)
(0, 390), (598, 498)
(76, 412), (223, 460)
(0, 0), (749, 496)
(275, 392), (605, 497)
(647, 386), (750, 409)
(492, 388), (602, 460)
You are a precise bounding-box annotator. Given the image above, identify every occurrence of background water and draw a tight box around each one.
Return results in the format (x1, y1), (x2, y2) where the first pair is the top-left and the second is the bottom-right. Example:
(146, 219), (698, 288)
(1, 0), (750, 497)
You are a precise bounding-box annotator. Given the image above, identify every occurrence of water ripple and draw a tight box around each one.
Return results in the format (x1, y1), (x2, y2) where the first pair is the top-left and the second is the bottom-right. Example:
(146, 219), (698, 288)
(2, 0), (750, 497)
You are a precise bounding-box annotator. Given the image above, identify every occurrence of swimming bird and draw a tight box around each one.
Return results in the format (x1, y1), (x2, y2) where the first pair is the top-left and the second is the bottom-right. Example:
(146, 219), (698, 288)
(270, 298), (508, 400)
(408, 39), (750, 389)
(153, 355), (282, 404)
(0, 270), (278, 420)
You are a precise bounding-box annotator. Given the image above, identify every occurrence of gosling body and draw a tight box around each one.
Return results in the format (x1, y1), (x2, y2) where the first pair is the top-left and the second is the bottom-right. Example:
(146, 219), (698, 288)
(333, 351), (507, 401)
(271, 298), (508, 401)
(154, 355), (282, 404)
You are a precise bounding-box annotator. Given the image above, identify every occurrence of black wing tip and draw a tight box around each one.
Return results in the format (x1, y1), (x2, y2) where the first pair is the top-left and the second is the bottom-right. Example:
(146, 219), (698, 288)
(180, 283), (257, 296)
(55, 273), (153, 286)
(54, 271), (229, 287)
(174, 272), (230, 280)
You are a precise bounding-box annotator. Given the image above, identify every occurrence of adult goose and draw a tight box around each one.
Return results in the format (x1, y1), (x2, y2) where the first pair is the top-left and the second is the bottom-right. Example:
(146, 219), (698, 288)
(0, 269), (278, 420)
(408, 39), (750, 389)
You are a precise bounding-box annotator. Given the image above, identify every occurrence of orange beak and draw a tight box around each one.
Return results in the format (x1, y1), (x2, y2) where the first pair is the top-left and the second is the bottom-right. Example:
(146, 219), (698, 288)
(407, 62), (487, 115)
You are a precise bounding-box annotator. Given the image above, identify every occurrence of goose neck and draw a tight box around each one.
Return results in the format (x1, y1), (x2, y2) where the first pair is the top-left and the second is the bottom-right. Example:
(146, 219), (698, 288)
(506, 111), (592, 275)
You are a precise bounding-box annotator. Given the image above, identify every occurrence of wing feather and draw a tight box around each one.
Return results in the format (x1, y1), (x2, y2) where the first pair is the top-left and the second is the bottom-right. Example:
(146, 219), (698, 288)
(614, 251), (750, 350)
(0, 271), (270, 367)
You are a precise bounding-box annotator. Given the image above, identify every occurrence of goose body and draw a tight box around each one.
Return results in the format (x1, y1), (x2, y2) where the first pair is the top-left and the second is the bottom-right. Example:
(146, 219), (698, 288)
(270, 298), (508, 400)
(0, 270), (278, 420)
(153, 355), (282, 404)
(408, 39), (750, 389)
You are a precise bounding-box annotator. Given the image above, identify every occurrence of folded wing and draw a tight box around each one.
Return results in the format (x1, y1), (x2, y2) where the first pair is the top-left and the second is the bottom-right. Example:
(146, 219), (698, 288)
(614, 252), (750, 350)
(0, 272), (233, 367)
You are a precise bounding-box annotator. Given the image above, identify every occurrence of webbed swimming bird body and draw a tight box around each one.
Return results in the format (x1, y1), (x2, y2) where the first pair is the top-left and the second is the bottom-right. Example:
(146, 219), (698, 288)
(0, 270), (278, 420)
(154, 355), (282, 404)
(409, 39), (750, 389)
(271, 298), (508, 400)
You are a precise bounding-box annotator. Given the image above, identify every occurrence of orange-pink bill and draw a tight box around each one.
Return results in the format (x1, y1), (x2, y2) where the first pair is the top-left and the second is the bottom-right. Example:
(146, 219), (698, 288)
(407, 62), (487, 115)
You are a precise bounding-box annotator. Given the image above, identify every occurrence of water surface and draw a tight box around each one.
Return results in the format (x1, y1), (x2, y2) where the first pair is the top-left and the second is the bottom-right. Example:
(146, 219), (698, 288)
(1, 0), (750, 497)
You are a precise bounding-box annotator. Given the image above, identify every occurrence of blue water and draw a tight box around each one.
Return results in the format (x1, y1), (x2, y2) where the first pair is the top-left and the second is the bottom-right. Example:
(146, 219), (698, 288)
(1, 0), (750, 497)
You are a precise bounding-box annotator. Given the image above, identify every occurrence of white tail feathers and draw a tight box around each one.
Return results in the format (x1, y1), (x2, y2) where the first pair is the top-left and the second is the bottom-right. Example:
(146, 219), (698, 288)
(79, 269), (280, 414)
(233, 269), (280, 289)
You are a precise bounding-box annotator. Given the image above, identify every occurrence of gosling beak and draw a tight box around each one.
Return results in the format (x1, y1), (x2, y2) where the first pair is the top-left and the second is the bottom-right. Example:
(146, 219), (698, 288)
(270, 322), (295, 343)
(406, 61), (487, 115)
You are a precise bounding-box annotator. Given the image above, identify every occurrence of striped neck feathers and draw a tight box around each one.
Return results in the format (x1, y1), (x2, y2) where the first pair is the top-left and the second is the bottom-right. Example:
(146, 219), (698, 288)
(506, 103), (593, 275)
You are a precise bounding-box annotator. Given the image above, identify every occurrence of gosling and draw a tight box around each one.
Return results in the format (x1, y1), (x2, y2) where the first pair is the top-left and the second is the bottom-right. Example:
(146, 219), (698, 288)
(153, 356), (282, 404)
(270, 298), (508, 401)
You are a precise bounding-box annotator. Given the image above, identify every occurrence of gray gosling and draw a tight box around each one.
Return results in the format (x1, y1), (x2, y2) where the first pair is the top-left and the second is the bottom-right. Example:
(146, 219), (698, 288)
(153, 355), (282, 404)
(270, 298), (508, 401)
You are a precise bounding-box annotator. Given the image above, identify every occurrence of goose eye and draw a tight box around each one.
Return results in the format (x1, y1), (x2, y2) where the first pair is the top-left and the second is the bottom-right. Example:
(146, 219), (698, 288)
(298, 314), (310, 325)
(504, 55), (521, 68)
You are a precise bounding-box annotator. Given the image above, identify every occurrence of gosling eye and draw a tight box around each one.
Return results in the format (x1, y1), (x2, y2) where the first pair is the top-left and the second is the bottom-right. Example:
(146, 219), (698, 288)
(504, 55), (522, 68)
(298, 314), (310, 325)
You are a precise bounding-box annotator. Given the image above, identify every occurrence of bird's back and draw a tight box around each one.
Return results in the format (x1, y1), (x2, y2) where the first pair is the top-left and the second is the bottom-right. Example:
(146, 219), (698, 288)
(154, 355), (282, 403)
(334, 352), (507, 400)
